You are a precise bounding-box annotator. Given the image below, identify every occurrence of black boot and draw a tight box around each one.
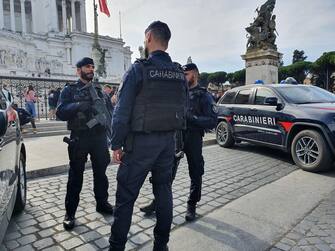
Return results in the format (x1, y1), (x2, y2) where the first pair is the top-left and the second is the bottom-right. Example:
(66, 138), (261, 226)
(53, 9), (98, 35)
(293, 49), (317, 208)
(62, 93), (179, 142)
(140, 199), (156, 215)
(185, 203), (196, 222)
(63, 214), (75, 230)
(96, 201), (114, 215)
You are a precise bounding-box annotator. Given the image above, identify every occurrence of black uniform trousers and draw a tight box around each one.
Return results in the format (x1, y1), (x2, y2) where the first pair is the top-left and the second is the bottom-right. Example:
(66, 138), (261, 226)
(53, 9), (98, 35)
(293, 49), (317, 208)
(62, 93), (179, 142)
(109, 132), (175, 251)
(184, 130), (204, 206)
(65, 130), (111, 217)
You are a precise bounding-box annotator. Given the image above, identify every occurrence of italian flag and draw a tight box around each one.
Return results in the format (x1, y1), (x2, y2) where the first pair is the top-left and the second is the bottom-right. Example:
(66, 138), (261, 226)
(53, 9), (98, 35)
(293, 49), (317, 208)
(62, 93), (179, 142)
(99, 0), (110, 17)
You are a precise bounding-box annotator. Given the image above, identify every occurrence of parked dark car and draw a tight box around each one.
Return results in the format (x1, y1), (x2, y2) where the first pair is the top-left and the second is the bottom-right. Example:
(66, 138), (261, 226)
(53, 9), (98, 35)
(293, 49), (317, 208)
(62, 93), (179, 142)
(0, 89), (26, 243)
(216, 84), (335, 172)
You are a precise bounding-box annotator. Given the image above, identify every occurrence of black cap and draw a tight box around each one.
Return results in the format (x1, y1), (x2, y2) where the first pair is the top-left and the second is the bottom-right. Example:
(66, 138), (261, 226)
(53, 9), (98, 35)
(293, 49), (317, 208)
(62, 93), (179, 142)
(182, 63), (198, 72)
(76, 57), (94, 68)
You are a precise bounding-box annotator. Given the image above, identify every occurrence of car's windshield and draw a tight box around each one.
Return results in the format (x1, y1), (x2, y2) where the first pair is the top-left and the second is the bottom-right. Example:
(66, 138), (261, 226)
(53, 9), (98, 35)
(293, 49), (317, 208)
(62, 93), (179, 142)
(276, 86), (335, 104)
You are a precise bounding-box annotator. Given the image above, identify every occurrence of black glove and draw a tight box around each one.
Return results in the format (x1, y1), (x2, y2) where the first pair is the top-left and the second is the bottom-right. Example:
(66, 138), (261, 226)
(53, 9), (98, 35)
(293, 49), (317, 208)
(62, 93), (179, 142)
(77, 101), (91, 112)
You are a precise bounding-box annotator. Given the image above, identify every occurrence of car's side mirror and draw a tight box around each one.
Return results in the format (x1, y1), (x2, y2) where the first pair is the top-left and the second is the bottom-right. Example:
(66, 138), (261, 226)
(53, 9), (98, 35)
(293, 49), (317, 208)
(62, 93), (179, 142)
(276, 103), (284, 111)
(264, 97), (278, 106)
(0, 112), (7, 136)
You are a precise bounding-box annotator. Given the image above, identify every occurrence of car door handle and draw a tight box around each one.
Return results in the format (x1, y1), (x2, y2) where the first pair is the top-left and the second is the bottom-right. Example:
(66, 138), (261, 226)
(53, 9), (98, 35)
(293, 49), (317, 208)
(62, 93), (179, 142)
(250, 108), (258, 111)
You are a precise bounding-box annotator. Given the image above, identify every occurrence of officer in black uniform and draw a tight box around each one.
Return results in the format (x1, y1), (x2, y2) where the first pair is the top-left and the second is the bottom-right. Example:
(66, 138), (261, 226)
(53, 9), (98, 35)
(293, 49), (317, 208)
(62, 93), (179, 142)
(109, 21), (188, 251)
(56, 57), (114, 230)
(182, 63), (218, 222)
(139, 130), (184, 215)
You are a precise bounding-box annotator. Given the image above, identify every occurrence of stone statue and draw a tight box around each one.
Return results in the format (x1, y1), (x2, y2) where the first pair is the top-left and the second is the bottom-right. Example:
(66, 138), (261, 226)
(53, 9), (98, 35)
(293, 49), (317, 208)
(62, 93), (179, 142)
(246, 0), (278, 51)
(96, 47), (107, 78)
(187, 56), (192, 64)
(138, 46), (145, 59)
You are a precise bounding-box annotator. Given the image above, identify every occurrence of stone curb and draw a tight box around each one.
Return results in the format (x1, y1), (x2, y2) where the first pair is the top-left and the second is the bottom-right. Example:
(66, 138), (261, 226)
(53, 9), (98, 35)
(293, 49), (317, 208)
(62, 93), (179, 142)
(26, 139), (217, 179)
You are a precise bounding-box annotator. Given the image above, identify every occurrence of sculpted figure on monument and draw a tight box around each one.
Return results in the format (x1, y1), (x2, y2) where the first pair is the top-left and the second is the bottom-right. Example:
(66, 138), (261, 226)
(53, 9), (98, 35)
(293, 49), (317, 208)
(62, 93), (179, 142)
(96, 47), (108, 78)
(246, 0), (278, 51)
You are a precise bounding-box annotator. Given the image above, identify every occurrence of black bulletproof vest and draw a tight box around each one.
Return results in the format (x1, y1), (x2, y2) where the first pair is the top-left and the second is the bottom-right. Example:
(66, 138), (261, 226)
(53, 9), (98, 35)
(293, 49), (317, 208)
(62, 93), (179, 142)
(67, 83), (93, 131)
(189, 86), (206, 116)
(131, 60), (187, 132)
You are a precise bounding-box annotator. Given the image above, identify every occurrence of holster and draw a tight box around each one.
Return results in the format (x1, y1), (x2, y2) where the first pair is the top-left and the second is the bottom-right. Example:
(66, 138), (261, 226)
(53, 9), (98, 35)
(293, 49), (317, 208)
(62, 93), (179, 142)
(63, 136), (79, 162)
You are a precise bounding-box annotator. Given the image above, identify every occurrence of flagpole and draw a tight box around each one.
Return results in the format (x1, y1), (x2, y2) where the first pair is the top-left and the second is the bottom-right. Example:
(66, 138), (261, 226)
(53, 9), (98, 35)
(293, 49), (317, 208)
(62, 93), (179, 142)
(92, 0), (108, 80)
(93, 0), (99, 47)
(119, 11), (122, 39)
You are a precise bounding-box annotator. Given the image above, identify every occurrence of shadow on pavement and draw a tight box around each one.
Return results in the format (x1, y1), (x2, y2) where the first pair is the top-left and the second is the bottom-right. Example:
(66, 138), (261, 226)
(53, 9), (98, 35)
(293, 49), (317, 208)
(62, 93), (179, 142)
(185, 216), (270, 251)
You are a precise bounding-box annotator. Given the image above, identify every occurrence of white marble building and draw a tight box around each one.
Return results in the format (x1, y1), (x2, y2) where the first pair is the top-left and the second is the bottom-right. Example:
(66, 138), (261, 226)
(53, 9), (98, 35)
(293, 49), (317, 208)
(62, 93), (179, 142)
(0, 0), (132, 83)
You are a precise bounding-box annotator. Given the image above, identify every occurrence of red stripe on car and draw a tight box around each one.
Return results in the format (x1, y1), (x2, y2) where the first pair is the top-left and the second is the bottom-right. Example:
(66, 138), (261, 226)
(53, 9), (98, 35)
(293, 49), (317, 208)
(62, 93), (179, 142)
(225, 116), (233, 122)
(278, 121), (293, 132)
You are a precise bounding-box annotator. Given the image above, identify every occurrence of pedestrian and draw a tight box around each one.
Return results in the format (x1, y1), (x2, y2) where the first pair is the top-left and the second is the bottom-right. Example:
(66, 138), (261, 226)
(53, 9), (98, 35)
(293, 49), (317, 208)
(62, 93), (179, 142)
(48, 88), (57, 120)
(103, 84), (114, 116)
(182, 63), (218, 221)
(12, 103), (32, 127)
(109, 21), (188, 251)
(103, 84), (113, 96)
(54, 87), (62, 120)
(102, 84), (115, 147)
(24, 85), (37, 133)
(56, 57), (114, 231)
(2, 84), (13, 103)
(55, 87), (62, 105)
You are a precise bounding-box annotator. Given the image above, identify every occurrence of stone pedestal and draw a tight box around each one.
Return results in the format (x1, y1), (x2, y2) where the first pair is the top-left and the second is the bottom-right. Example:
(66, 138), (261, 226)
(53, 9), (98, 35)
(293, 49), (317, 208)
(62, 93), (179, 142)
(241, 49), (282, 85)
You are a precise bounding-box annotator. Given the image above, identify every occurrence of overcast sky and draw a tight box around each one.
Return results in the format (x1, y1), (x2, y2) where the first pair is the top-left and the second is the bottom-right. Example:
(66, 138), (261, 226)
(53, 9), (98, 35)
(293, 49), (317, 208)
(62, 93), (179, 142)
(86, 0), (335, 73)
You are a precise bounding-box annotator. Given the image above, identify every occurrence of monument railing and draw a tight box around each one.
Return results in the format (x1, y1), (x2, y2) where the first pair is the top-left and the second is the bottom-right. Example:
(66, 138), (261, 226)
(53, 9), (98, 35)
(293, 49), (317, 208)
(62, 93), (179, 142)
(0, 76), (119, 120)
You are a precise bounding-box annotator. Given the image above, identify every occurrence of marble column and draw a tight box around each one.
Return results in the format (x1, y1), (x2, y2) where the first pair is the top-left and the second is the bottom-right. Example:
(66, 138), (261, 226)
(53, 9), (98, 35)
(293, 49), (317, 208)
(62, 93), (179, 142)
(71, 0), (76, 31)
(62, 0), (67, 33)
(10, 0), (15, 32)
(80, 0), (86, 32)
(66, 47), (71, 64)
(20, 0), (26, 33)
(0, 0), (4, 30)
(49, 0), (59, 32)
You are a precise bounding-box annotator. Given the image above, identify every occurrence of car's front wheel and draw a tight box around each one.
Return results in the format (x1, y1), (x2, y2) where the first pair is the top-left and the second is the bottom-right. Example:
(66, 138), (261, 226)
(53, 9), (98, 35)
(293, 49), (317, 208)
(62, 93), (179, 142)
(291, 130), (333, 172)
(216, 120), (235, 147)
(14, 153), (27, 213)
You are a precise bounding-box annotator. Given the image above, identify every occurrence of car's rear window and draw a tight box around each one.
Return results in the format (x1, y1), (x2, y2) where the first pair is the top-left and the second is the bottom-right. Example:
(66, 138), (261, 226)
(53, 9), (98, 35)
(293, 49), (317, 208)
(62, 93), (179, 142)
(220, 91), (236, 104)
(235, 89), (252, 104)
(276, 86), (335, 104)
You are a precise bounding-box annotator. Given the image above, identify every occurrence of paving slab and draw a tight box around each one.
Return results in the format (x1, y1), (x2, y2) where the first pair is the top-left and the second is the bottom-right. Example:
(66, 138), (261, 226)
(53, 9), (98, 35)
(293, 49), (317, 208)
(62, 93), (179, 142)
(141, 170), (335, 251)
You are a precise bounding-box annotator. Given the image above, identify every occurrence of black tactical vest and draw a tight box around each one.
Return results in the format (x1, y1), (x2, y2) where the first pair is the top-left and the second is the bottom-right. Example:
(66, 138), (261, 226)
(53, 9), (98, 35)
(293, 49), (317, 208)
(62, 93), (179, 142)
(131, 60), (187, 132)
(189, 86), (207, 116)
(66, 82), (101, 132)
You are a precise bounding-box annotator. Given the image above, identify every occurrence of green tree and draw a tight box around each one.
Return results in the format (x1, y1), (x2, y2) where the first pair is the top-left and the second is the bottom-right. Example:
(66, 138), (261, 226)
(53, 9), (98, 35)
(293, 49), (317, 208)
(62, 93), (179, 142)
(226, 72), (234, 83)
(292, 50), (307, 64)
(279, 61), (313, 83)
(199, 72), (210, 87)
(312, 52), (335, 90)
(207, 71), (227, 85)
(232, 69), (246, 85)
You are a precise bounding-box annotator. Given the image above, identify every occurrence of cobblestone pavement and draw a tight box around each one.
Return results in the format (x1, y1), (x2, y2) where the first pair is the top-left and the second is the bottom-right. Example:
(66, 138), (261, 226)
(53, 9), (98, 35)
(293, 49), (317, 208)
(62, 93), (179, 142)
(1, 144), (297, 251)
(271, 190), (335, 251)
